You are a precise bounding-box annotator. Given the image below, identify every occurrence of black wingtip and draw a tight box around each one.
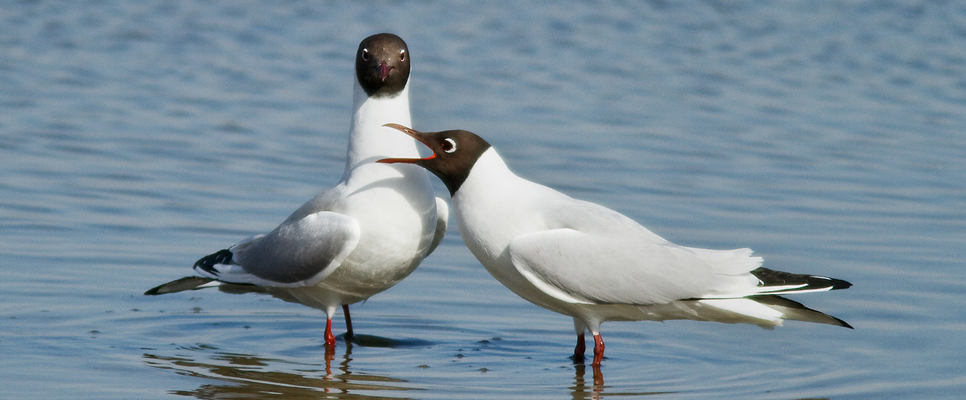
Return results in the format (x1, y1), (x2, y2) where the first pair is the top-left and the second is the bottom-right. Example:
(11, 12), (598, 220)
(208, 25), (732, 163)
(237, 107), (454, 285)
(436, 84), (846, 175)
(752, 267), (853, 292)
(144, 276), (215, 295)
(752, 295), (854, 329)
(192, 249), (234, 276)
(828, 277), (853, 291)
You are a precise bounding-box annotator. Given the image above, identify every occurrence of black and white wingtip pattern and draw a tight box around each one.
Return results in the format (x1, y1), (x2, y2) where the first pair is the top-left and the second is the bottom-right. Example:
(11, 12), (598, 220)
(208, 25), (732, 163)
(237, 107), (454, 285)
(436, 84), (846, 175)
(192, 248), (234, 277)
(752, 295), (854, 329)
(142, 250), (236, 296)
(144, 247), (268, 296)
(750, 267), (853, 295)
(696, 267), (853, 329)
(698, 267), (852, 300)
(190, 247), (308, 288)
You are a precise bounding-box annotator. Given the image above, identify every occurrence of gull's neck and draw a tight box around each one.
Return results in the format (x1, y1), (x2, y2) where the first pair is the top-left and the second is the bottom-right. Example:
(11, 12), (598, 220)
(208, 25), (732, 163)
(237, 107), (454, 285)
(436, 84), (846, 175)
(454, 148), (521, 205)
(343, 81), (421, 176)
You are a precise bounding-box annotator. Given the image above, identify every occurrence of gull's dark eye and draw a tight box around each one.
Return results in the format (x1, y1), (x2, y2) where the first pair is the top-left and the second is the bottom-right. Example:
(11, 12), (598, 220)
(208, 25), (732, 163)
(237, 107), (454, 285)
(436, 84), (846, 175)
(361, 48), (369, 61)
(399, 49), (406, 61)
(441, 138), (457, 153)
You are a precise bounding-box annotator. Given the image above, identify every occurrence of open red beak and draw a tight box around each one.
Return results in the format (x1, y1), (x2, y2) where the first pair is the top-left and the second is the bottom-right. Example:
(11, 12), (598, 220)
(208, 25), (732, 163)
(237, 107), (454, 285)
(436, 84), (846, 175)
(377, 123), (436, 164)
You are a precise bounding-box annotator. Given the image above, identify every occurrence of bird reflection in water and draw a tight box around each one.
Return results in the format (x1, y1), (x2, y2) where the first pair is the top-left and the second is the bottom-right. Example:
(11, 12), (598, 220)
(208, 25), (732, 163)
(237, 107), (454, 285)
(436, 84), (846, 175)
(571, 363), (676, 399)
(571, 363), (604, 399)
(143, 340), (419, 399)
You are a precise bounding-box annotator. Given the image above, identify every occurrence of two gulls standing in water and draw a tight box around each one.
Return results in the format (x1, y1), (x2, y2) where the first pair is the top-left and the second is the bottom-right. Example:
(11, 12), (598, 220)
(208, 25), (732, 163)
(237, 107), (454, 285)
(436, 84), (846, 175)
(146, 33), (851, 366)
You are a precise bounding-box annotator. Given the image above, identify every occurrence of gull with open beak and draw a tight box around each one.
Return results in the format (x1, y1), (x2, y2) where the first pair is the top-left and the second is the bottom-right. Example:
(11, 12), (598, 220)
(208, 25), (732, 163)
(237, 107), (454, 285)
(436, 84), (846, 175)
(379, 123), (851, 365)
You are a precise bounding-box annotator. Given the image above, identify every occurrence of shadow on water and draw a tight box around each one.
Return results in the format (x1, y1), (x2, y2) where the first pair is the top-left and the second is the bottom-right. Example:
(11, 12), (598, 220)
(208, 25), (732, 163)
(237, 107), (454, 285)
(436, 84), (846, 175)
(342, 333), (433, 349)
(143, 343), (421, 399)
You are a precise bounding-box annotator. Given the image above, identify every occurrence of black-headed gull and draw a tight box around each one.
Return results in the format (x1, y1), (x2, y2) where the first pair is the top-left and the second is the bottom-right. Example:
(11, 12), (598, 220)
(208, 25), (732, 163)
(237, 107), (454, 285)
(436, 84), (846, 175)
(145, 34), (448, 349)
(379, 124), (851, 365)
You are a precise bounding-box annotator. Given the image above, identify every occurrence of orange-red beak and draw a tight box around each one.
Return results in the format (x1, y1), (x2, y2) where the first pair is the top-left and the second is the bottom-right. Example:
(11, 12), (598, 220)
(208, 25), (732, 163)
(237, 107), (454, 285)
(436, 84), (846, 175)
(377, 123), (436, 164)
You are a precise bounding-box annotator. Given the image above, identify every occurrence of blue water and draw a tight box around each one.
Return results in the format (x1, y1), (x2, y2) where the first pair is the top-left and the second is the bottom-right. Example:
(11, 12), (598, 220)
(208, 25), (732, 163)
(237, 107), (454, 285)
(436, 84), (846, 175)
(2, 1), (965, 399)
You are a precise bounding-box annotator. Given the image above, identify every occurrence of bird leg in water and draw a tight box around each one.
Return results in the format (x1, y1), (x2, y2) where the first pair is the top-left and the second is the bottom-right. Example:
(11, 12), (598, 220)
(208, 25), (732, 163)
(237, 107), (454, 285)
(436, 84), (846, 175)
(574, 332), (586, 362)
(324, 318), (336, 348)
(342, 304), (354, 341)
(592, 333), (605, 366)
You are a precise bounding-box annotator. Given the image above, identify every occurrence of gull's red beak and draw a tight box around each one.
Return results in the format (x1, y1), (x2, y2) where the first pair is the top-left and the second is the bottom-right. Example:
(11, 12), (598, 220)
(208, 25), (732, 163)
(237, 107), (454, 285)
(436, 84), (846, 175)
(377, 123), (436, 164)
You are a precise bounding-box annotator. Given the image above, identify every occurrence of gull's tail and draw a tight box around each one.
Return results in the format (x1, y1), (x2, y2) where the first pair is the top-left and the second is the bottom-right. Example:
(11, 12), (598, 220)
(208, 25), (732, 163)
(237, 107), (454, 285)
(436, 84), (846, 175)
(697, 267), (853, 329)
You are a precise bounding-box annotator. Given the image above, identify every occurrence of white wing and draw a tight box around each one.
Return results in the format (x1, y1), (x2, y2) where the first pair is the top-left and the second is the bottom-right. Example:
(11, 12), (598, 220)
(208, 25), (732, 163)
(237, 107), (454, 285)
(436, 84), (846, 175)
(508, 200), (760, 305)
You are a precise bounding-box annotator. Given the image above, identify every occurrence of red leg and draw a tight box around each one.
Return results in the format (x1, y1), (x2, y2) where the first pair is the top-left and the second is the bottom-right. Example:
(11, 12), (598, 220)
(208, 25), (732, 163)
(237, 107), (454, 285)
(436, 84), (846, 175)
(324, 317), (336, 349)
(574, 332), (586, 362)
(591, 332), (605, 365)
(342, 304), (354, 340)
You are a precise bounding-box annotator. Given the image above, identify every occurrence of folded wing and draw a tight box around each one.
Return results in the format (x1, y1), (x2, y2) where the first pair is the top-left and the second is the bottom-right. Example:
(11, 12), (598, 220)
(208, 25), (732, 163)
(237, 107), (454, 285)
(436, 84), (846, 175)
(195, 211), (361, 288)
(508, 199), (767, 306)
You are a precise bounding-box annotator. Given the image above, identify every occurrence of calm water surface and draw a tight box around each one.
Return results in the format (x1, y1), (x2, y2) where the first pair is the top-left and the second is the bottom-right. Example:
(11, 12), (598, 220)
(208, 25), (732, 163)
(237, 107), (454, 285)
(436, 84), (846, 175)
(2, 1), (965, 399)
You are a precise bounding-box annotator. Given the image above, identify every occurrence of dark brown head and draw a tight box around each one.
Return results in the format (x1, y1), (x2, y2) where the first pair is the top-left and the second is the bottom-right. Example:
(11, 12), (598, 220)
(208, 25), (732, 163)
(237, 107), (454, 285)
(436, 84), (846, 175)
(378, 124), (491, 196)
(355, 33), (411, 98)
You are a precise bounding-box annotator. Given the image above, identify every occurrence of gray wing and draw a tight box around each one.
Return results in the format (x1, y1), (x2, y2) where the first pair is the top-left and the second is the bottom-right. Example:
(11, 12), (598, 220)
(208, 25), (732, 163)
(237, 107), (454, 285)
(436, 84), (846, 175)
(508, 201), (760, 305)
(230, 211), (361, 287)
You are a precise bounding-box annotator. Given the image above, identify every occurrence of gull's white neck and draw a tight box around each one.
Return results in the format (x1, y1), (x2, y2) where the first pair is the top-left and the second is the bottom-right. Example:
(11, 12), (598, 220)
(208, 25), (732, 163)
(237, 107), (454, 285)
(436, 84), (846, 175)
(343, 81), (421, 176)
(453, 149), (522, 209)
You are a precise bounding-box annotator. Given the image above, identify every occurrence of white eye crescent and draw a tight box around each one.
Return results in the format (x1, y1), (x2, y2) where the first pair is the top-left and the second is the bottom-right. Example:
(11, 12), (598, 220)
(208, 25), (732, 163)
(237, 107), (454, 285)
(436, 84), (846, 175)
(361, 48), (369, 61)
(441, 138), (457, 153)
(399, 49), (406, 61)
